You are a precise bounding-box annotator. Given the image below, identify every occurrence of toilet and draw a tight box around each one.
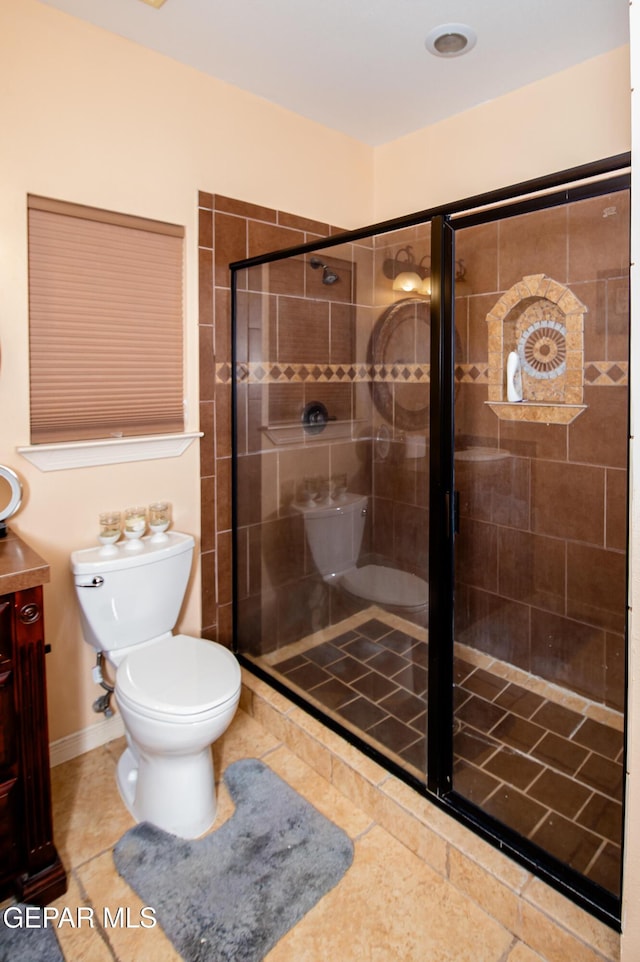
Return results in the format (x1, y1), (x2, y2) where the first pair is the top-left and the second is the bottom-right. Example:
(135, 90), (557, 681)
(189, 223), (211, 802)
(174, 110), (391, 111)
(71, 532), (240, 839)
(293, 493), (427, 611)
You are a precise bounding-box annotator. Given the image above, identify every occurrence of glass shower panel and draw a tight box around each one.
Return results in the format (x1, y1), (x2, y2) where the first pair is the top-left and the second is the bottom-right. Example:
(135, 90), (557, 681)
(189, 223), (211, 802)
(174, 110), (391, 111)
(451, 190), (629, 898)
(234, 225), (431, 776)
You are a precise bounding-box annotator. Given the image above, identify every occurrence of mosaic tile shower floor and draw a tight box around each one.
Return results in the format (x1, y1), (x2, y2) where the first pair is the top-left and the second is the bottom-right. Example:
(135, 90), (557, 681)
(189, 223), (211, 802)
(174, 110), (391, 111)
(267, 608), (623, 897)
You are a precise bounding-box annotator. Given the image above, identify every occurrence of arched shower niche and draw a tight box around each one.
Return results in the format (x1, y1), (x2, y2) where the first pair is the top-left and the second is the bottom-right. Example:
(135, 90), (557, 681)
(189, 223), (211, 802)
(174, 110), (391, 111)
(485, 273), (587, 424)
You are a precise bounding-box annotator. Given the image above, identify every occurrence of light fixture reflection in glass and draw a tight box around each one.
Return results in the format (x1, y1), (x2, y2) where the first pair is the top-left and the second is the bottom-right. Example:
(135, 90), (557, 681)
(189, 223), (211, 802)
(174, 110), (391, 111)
(392, 271), (423, 293)
(385, 246), (430, 295)
(384, 245), (465, 296)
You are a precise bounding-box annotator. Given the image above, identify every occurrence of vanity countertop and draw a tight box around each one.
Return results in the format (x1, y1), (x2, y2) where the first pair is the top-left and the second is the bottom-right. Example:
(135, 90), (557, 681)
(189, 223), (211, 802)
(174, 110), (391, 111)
(0, 528), (50, 595)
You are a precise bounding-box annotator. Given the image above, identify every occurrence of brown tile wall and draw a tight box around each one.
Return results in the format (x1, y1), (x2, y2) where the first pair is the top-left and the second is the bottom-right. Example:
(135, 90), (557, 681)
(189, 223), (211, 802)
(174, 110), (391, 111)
(454, 190), (629, 710)
(199, 195), (431, 655)
(199, 189), (628, 712)
(233, 239), (378, 652)
(198, 192), (345, 647)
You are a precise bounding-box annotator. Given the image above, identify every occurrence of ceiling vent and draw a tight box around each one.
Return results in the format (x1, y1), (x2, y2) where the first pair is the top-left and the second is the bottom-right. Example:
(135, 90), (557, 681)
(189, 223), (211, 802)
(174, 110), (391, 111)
(425, 23), (477, 58)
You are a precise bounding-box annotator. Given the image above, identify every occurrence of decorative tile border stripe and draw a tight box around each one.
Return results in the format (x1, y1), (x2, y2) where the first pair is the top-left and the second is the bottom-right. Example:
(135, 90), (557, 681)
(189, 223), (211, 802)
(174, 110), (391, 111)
(455, 364), (489, 384)
(229, 362), (430, 384)
(584, 361), (628, 386)
(217, 361), (626, 387)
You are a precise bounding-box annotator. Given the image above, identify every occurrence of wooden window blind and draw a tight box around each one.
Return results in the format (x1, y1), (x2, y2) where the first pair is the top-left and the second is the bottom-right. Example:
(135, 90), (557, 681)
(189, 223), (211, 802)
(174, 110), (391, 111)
(27, 195), (185, 443)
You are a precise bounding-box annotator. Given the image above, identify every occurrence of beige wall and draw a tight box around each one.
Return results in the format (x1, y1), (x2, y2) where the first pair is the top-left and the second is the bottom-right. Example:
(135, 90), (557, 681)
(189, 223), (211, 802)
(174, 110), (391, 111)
(3, 0), (637, 946)
(0, 0), (374, 743)
(373, 46), (630, 222)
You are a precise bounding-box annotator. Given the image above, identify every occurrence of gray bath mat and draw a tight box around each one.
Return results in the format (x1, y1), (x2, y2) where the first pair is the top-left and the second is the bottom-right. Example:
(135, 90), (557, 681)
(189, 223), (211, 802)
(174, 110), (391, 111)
(114, 757), (354, 962)
(0, 905), (65, 962)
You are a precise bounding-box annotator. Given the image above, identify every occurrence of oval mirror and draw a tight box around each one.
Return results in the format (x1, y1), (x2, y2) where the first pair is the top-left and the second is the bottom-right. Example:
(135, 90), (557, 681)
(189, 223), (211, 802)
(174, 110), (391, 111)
(368, 297), (462, 431)
(0, 466), (23, 536)
(368, 298), (431, 432)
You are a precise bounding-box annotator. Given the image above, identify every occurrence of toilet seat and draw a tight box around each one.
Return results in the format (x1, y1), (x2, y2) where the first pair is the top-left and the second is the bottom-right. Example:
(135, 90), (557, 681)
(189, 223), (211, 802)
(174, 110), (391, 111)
(116, 634), (241, 718)
(340, 565), (427, 609)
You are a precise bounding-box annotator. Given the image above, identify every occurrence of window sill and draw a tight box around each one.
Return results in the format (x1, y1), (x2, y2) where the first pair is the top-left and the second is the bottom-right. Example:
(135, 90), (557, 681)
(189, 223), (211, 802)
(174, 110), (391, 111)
(17, 432), (203, 472)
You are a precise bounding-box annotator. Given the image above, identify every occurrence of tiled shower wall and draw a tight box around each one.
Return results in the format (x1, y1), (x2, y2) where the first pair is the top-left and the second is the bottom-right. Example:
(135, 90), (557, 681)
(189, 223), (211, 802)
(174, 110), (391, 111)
(232, 236), (376, 652)
(453, 191), (629, 711)
(198, 189), (629, 713)
(200, 202), (437, 656)
(197, 192), (342, 644)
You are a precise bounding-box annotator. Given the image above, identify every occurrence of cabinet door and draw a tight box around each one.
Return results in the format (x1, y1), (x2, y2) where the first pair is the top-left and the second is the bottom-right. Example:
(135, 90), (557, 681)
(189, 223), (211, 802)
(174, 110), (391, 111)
(0, 669), (15, 770)
(0, 599), (11, 668)
(13, 587), (58, 878)
(0, 778), (21, 883)
(0, 599), (16, 780)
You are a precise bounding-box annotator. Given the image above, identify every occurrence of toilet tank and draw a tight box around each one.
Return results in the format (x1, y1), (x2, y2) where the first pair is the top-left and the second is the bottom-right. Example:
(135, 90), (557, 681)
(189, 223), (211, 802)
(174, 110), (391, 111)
(71, 532), (194, 655)
(293, 493), (367, 579)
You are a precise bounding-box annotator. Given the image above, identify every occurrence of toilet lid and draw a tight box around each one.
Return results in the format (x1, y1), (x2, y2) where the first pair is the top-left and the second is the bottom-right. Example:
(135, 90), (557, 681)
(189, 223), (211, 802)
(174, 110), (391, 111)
(116, 634), (241, 716)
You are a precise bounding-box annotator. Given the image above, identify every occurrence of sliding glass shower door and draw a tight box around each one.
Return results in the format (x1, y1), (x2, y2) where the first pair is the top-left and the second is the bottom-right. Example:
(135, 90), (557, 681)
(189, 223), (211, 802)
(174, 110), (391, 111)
(233, 226), (432, 778)
(450, 187), (629, 902)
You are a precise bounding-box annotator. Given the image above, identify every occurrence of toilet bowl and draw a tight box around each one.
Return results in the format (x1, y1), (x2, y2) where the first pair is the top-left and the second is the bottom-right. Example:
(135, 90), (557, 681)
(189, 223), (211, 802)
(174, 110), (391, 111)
(71, 532), (241, 838)
(293, 493), (427, 612)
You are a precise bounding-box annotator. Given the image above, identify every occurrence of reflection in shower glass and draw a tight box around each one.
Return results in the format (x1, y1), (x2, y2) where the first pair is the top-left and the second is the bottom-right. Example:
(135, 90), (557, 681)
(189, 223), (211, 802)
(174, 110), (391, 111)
(451, 189), (629, 898)
(234, 226), (431, 776)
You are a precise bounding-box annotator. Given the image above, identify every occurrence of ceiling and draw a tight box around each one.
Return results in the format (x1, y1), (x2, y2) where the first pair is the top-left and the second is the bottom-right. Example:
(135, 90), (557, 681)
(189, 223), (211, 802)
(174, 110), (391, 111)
(40, 0), (629, 146)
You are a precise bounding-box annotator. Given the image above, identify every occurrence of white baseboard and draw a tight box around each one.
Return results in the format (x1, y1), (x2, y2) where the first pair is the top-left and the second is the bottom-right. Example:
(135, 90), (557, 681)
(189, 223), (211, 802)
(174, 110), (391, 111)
(49, 713), (126, 768)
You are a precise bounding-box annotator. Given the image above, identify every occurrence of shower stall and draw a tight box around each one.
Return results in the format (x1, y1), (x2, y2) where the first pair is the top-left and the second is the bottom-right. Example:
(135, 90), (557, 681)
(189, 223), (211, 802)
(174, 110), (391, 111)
(230, 155), (629, 925)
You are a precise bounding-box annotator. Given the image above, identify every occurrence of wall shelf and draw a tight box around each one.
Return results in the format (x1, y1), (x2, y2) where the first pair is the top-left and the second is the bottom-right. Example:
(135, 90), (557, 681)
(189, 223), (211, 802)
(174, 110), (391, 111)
(485, 401), (587, 424)
(260, 419), (367, 446)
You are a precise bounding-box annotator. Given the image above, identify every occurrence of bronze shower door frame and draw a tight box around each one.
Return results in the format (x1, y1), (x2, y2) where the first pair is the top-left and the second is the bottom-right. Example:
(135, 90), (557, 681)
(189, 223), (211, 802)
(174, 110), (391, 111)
(230, 153), (631, 928)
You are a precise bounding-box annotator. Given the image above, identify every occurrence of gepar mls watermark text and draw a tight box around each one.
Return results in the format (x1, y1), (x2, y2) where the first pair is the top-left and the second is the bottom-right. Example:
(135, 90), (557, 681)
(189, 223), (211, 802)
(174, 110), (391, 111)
(2, 905), (157, 929)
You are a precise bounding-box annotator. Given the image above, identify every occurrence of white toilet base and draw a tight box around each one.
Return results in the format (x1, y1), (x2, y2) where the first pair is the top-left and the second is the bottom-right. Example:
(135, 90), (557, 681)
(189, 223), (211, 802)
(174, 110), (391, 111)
(116, 743), (217, 839)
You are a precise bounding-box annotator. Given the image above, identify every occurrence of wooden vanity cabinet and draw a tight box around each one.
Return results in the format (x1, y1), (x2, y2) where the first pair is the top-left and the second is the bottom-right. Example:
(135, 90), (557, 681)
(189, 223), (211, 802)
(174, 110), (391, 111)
(0, 536), (66, 905)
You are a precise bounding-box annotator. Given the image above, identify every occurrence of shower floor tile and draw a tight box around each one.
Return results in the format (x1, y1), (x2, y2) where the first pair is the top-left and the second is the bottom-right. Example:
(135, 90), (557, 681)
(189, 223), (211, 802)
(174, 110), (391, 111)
(268, 609), (428, 774)
(349, 670), (400, 703)
(264, 605), (624, 897)
(337, 695), (389, 731)
(453, 650), (624, 896)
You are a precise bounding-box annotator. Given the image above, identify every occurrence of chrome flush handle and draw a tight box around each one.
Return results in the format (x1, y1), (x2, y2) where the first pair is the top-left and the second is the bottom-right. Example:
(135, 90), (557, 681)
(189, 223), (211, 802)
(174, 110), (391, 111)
(77, 576), (104, 588)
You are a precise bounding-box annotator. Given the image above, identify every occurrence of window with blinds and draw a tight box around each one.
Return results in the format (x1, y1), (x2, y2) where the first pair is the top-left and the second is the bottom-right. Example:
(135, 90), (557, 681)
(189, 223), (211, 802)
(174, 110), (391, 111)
(27, 195), (185, 444)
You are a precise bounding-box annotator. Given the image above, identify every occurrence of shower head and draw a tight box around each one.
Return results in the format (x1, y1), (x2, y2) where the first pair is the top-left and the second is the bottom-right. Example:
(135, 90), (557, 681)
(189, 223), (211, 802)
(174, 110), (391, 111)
(322, 266), (339, 285)
(310, 256), (339, 285)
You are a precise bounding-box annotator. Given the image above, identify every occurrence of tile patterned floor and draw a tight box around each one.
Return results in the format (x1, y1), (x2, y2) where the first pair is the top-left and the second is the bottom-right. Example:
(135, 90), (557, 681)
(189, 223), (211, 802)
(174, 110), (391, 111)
(271, 615), (429, 772)
(454, 658), (623, 896)
(3, 709), (547, 962)
(269, 611), (624, 898)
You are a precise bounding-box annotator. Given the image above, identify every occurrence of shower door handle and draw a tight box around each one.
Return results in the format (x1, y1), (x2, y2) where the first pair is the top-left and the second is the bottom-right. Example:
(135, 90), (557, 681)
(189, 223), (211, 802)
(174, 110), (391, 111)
(445, 491), (460, 538)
